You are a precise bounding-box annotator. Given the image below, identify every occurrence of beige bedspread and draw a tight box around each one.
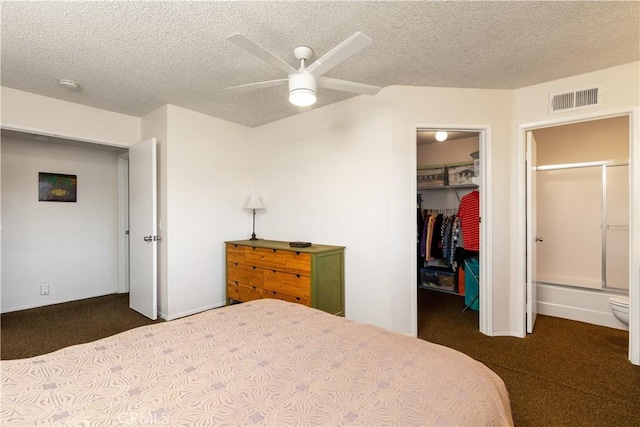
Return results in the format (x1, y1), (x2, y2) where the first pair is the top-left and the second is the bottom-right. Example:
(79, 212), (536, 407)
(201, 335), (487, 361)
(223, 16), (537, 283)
(1, 299), (513, 426)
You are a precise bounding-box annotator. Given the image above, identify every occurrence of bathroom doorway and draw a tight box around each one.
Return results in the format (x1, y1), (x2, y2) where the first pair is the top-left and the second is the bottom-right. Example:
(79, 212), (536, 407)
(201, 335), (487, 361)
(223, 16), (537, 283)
(520, 110), (639, 365)
(528, 115), (630, 328)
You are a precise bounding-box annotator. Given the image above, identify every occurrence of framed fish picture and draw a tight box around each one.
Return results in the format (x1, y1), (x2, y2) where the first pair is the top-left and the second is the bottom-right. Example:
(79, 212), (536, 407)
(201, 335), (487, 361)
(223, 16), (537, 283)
(38, 172), (77, 202)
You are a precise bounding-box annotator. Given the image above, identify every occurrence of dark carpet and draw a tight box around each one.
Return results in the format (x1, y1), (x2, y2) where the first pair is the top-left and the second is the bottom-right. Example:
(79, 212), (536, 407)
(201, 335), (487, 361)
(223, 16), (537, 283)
(418, 288), (640, 427)
(1, 293), (161, 360)
(1, 291), (638, 426)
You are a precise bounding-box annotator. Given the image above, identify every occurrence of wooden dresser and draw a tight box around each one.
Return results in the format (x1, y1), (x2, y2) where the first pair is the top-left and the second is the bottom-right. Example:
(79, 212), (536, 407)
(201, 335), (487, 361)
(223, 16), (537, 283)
(225, 240), (345, 316)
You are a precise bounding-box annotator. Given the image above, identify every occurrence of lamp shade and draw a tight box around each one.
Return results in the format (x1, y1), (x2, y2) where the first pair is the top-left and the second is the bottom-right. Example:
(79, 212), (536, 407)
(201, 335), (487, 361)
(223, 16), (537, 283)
(245, 193), (265, 210)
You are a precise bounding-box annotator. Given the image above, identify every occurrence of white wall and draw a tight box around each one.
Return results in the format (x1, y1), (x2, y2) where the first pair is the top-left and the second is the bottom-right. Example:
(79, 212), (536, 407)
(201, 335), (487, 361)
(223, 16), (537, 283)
(0, 87), (141, 146)
(417, 135), (479, 165)
(512, 62), (640, 362)
(1, 90), (254, 321)
(1, 137), (120, 311)
(391, 86), (513, 335)
(0, 87), (141, 314)
(251, 85), (514, 335)
(1, 61), (637, 352)
(161, 105), (253, 319)
(252, 90), (395, 328)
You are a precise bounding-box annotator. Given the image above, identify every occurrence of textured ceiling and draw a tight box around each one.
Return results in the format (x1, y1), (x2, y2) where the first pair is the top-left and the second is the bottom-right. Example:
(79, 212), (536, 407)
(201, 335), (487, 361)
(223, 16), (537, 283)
(1, 1), (638, 128)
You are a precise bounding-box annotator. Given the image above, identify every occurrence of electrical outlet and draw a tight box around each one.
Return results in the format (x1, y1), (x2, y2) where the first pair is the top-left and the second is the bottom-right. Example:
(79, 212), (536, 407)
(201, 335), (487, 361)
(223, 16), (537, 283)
(40, 281), (49, 296)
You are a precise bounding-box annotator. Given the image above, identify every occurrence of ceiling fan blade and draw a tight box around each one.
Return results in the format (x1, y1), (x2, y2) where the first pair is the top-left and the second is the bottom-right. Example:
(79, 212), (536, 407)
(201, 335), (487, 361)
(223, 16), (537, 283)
(306, 32), (372, 77)
(227, 33), (298, 75)
(225, 79), (288, 94)
(317, 77), (381, 96)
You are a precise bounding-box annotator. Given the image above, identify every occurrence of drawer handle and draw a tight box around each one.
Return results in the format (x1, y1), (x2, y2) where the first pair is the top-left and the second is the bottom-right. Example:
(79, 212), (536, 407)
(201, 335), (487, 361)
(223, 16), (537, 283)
(296, 251), (300, 255)
(252, 266), (256, 270)
(296, 274), (300, 278)
(295, 297), (301, 301)
(272, 249), (277, 253)
(272, 270), (276, 273)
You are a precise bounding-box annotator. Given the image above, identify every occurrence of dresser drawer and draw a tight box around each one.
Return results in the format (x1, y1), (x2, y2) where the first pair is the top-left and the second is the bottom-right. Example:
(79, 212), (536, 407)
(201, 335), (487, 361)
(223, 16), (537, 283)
(263, 270), (311, 298)
(227, 262), (263, 286)
(226, 244), (245, 263)
(285, 251), (311, 275)
(227, 281), (263, 302)
(244, 247), (286, 270)
(263, 289), (310, 306)
(225, 239), (344, 316)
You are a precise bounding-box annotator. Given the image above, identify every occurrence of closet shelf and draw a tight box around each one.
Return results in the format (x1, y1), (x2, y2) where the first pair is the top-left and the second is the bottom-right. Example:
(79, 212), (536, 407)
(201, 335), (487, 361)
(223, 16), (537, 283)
(418, 184), (477, 190)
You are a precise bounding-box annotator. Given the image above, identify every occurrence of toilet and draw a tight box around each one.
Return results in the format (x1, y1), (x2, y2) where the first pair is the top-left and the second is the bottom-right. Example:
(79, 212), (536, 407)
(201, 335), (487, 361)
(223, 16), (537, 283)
(609, 296), (629, 326)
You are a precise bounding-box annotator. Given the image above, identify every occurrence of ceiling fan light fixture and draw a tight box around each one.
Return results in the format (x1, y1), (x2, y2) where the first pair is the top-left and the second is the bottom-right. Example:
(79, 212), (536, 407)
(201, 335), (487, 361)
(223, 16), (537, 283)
(289, 73), (317, 107)
(289, 88), (316, 107)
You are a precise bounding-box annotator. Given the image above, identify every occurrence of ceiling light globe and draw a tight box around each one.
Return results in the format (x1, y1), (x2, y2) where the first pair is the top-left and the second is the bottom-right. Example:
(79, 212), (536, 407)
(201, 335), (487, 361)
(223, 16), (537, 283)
(435, 131), (448, 142)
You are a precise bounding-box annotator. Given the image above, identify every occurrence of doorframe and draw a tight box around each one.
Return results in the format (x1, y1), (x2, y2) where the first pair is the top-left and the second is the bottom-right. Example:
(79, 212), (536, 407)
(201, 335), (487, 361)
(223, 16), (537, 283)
(117, 153), (129, 293)
(1, 123), (133, 296)
(515, 107), (639, 365)
(412, 123), (493, 336)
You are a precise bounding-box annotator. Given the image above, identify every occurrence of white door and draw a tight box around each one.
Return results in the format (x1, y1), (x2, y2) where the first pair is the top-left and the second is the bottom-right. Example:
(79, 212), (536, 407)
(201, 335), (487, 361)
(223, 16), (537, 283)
(526, 131), (538, 333)
(129, 138), (158, 320)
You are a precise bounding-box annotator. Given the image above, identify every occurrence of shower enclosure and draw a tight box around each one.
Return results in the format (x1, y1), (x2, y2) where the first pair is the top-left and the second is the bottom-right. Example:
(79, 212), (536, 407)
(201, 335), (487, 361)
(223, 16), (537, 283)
(536, 160), (629, 292)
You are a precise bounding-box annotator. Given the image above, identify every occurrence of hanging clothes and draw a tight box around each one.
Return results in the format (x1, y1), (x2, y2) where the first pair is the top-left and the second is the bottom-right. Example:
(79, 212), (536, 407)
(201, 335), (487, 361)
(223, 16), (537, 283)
(417, 206), (425, 244)
(457, 190), (480, 251)
(429, 214), (444, 260)
(417, 200), (426, 285)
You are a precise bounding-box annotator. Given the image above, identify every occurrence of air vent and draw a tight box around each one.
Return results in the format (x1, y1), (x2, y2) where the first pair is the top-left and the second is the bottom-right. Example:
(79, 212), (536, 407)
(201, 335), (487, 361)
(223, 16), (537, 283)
(549, 87), (600, 114)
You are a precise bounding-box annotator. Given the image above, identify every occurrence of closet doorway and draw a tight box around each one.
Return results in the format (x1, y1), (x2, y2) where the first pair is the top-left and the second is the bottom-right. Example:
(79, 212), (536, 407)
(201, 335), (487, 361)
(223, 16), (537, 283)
(0, 128), (157, 319)
(416, 128), (485, 336)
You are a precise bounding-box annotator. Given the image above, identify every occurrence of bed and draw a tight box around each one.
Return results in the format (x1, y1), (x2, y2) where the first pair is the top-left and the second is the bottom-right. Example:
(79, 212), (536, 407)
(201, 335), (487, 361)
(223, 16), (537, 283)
(1, 299), (513, 426)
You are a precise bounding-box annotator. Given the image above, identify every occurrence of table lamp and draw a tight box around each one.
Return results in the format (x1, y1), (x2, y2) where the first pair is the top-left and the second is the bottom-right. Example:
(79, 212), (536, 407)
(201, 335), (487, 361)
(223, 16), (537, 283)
(244, 193), (265, 240)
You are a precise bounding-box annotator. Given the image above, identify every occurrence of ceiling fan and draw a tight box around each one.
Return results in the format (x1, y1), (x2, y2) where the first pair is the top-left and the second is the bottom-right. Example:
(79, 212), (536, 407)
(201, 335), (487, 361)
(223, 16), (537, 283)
(225, 32), (381, 107)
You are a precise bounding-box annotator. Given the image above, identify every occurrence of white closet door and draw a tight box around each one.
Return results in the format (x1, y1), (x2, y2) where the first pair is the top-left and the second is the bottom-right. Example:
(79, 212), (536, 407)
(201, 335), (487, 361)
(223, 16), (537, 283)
(526, 132), (538, 333)
(129, 138), (158, 320)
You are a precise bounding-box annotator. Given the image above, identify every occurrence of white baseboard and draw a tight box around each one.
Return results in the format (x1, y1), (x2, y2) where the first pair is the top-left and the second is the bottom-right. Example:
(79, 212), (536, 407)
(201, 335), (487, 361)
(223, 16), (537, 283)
(537, 288), (628, 331)
(1, 291), (117, 314)
(159, 301), (226, 321)
(492, 330), (526, 338)
(538, 301), (627, 330)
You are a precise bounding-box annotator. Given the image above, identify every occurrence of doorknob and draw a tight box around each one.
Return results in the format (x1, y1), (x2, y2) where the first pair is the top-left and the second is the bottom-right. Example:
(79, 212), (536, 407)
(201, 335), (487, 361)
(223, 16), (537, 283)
(535, 236), (544, 242)
(143, 236), (153, 242)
